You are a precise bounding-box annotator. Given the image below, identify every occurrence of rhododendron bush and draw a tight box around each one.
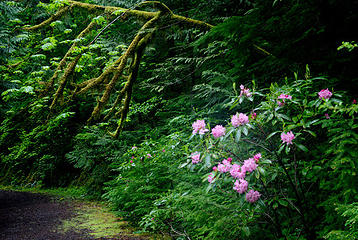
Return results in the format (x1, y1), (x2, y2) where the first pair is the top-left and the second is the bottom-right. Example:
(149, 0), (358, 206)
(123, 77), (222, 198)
(179, 75), (358, 239)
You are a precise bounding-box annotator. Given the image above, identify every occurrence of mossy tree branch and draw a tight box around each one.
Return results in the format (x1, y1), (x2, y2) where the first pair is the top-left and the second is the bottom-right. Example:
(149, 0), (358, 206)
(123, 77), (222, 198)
(26, 0), (214, 137)
(87, 14), (161, 123)
(48, 21), (97, 108)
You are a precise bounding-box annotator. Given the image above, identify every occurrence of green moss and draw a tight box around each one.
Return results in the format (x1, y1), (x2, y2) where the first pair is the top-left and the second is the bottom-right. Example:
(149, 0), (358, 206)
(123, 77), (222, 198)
(58, 203), (168, 239)
(59, 204), (128, 237)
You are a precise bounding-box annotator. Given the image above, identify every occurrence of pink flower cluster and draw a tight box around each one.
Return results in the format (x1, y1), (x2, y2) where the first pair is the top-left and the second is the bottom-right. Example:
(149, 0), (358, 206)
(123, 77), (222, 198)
(217, 159), (231, 173)
(278, 94), (292, 100)
(231, 113), (249, 127)
(208, 173), (214, 183)
(233, 179), (248, 194)
(212, 125), (226, 138)
(192, 120), (209, 135)
(277, 94), (292, 106)
(281, 131), (295, 145)
(246, 190), (261, 203)
(230, 164), (246, 179)
(318, 89), (332, 100)
(254, 153), (261, 163)
(191, 152), (201, 164)
(210, 154), (262, 203)
(251, 112), (257, 120)
(243, 158), (258, 172)
(240, 85), (252, 97)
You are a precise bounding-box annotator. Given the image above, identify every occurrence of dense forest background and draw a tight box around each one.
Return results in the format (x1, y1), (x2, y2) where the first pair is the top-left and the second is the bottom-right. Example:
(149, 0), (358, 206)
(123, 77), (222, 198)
(1, 0), (357, 239)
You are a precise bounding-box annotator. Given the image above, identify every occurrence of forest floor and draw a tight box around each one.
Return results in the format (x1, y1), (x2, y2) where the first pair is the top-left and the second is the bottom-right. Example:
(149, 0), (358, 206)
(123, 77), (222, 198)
(0, 189), (160, 240)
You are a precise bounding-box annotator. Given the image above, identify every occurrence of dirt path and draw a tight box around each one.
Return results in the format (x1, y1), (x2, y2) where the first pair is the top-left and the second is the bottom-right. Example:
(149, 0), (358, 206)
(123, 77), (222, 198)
(0, 190), (149, 240)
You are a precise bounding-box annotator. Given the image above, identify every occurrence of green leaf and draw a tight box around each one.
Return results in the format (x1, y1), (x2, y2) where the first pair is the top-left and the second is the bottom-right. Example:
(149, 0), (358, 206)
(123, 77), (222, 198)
(205, 183), (212, 193)
(19, 86), (34, 94)
(277, 114), (291, 121)
(255, 169), (260, 179)
(179, 161), (189, 168)
(278, 144), (285, 154)
(296, 144), (308, 152)
(258, 167), (265, 176)
(304, 130), (317, 137)
(205, 154), (211, 167)
(235, 129), (242, 142)
(278, 199), (288, 207)
(225, 127), (235, 139)
(242, 126), (248, 136)
(266, 131), (279, 140)
(242, 226), (250, 237)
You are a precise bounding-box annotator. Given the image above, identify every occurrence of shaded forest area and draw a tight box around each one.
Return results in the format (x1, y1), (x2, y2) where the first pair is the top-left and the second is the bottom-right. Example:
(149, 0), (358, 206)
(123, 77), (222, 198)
(1, 0), (358, 239)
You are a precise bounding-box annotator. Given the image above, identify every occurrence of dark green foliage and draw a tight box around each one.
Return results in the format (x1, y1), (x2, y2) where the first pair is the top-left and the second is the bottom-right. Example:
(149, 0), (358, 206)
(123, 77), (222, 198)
(103, 135), (183, 222)
(0, 0), (358, 239)
(65, 126), (142, 198)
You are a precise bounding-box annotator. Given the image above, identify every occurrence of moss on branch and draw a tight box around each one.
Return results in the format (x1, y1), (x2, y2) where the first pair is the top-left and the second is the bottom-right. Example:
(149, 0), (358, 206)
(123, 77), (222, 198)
(25, 0), (214, 136)
(87, 14), (160, 123)
(24, 6), (72, 31)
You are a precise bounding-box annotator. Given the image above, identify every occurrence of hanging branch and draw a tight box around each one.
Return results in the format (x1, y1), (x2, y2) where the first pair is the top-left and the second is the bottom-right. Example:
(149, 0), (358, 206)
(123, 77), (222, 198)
(48, 21), (97, 108)
(75, 56), (123, 94)
(24, 0), (273, 137)
(24, 0), (216, 137)
(27, 0), (213, 30)
(87, 14), (161, 123)
(24, 5), (72, 31)
(110, 33), (151, 137)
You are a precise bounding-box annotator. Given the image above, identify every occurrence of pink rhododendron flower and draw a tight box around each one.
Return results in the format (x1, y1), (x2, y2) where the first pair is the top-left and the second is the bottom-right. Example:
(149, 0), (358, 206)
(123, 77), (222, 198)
(251, 112), (257, 120)
(230, 164), (246, 179)
(243, 158), (258, 172)
(233, 179), (248, 194)
(222, 159), (231, 166)
(325, 113), (330, 119)
(277, 94), (292, 107)
(318, 89), (332, 99)
(212, 125), (226, 138)
(218, 159), (231, 173)
(277, 100), (285, 106)
(147, 153), (152, 158)
(278, 94), (292, 100)
(162, 149), (165, 152)
(208, 173), (214, 183)
(246, 190), (261, 203)
(253, 153), (261, 163)
(192, 120), (209, 135)
(281, 131), (295, 145)
(231, 113), (249, 127)
(353, 99), (357, 104)
(191, 152), (201, 164)
(130, 160), (133, 164)
(213, 166), (217, 171)
(227, 157), (232, 162)
(240, 85), (252, 97)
